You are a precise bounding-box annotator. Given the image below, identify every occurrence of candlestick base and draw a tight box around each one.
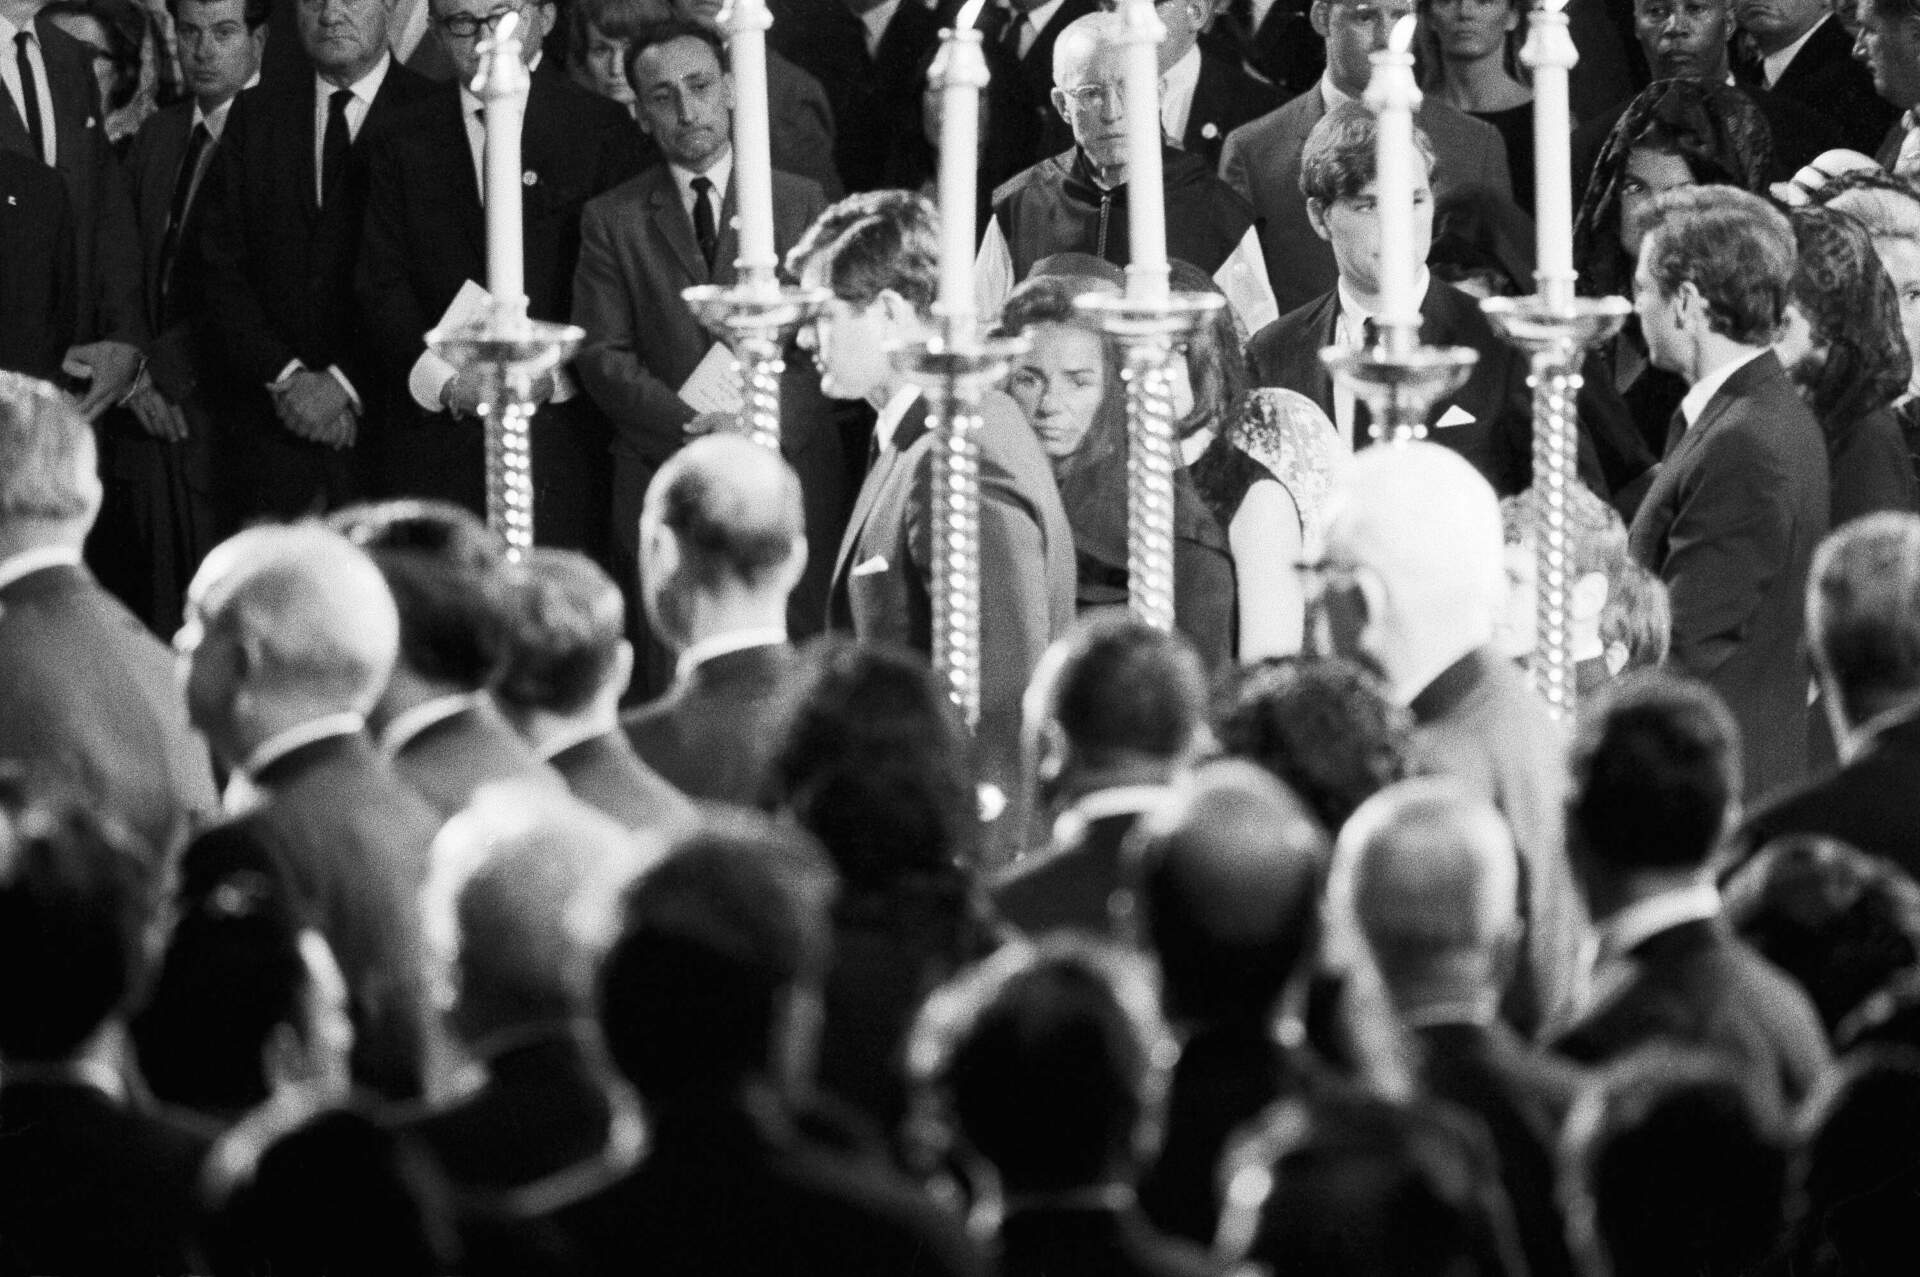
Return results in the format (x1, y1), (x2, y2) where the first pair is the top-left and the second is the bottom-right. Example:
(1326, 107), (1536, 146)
(1319, 342), (1479, 444)
(426, 311), (584, 562)
(682, 281), (831, 453)
(1480, 294), (1632, 719)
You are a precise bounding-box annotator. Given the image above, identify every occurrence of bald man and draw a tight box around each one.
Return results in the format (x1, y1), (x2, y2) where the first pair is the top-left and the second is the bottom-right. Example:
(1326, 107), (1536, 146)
(1311, 443), (1584, 1040)
(1129, 759), (1330, 1247)
(1334, 777), (1587, 1277)
(622, 435), (809, 803)
(175, 523), (444, 1099)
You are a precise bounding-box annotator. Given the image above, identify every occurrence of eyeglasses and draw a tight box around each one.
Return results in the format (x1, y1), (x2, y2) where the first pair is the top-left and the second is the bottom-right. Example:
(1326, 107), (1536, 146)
(436, 5), (518, 38)
(1060, 80), (1126, 111)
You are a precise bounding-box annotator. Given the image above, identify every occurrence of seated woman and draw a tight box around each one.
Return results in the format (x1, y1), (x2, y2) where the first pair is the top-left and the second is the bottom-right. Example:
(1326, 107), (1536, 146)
(1571, 80), (1773, 459)
(1418, 0), (1536, 215)
(1819, 174), (1920, 495)
(996, 262), (1237, 670)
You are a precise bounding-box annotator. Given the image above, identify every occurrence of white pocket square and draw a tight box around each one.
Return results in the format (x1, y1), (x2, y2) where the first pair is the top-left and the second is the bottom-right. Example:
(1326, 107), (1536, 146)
(1435, 404), (1476, 429)
(850, 555), (890, 577)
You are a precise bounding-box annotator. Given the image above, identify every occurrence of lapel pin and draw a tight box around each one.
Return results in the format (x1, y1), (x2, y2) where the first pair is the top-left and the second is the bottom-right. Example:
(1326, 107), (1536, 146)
(523, 170), (537, 186)
(1201, 122), (1218, 140)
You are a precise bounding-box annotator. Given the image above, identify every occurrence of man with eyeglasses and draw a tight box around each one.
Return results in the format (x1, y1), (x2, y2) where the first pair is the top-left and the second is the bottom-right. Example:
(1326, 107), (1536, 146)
(355, 0), (648, 558)
(975, 10), (1278, 335)
(1219, 0), (1517, 314)
(191, 0), (434, 528)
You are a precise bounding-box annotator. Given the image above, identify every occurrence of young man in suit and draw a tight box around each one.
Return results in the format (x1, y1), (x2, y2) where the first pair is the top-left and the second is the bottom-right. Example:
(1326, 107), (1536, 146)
(571, 19), (842, 651)
(1628, 185), (1829, 801)
(174, 522), (443, 1100)
(355, 0), (648, 555)
(1556, 674), (1831, 1109)
(1219, 0), (1518, 315)
(189, 0), (434, 526)
(1735, 0), (1894, 153)
(621, 436), (808, 806)
(0, 145), (73, 379)
(795, 189), (1077, 854)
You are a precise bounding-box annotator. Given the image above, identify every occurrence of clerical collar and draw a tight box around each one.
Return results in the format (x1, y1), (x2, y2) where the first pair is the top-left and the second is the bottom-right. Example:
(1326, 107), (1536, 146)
(380, 690), (487, 756)
(0, 544), (81, 594)
(239, 712), (364, 779)
(873, 384), (922, 453)
(1597, 882), (1720, 959)
(1679, 347), (1766, 428)
(676, 627), (786, 682)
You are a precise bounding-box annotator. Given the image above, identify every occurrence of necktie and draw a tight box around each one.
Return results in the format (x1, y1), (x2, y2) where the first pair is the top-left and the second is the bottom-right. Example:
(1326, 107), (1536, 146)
(997, 10), (1027, 59)
(14, 32), (44, 167)
(321, 87), (352, 207)
(157, 121), (212, 308)
(691, 175), (718, 272)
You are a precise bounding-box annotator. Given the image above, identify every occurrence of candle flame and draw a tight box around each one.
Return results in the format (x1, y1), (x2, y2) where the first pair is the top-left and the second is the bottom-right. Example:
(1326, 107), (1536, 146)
(955, 0), (988, 29)
(1387, 13), (1415, 53)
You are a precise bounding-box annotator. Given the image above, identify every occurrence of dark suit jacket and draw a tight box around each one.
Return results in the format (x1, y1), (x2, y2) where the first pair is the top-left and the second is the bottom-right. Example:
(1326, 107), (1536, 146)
(827, 392), (1077, 820)
(0, 16), (143, 348)
(190, 60), (437, 520)
(389, 697), (567, 818)
(767, 0), (940, 194)
(621, 640), (796, 806)
(0, 561), (216, 858)
(990, 807), (1148, 937)
(178, 730), (442, 1099)
(0, 147), (74, 377)
(0, 1080), (212, 1274)
(1628, 352), (1829, 801)
(982, 0), (1101, 192)
(1726, 699), (1920, 885)
(1221, 88), (1517, 314)
(356, 69), (648, 537)
(548, 729), (694, 834)
(768, 48), (842, 201)
(1554, 917), (1831, 1107)
(124, 102), (210, 398)
(1759, 15), (1895, 156)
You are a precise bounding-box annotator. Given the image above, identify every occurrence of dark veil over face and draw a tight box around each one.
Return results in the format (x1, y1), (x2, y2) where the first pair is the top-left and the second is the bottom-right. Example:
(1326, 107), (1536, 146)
(1572, 79), (1774, 299)
(1787, 206), (1913, 432)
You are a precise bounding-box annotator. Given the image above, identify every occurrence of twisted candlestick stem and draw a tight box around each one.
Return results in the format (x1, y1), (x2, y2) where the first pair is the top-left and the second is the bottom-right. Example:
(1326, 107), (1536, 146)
(931, 390), (984, 726)
(484, 390), (536, 561)
(737, 331), (785, 453)
(1125, 341), (1178, 632)
(1530, 349), (1580, 717)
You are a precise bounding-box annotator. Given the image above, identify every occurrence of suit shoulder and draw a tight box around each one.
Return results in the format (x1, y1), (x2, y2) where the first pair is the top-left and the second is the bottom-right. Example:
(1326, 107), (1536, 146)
(772, 168), (827, 211)
(382, 59), (440, 105)
(992, 151), (1070, 210)
(1224, 91), (1314, 148)
(1249, 292), (1331, 351)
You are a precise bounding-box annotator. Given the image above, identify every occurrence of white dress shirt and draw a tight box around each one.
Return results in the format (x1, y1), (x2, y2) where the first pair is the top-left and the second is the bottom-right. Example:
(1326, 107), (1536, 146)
(859, 0), (902, 57)
(0, 14), (56, 167)
(672, 149), (733, 231)
(1160, 43), (1202, 145)
(1761, 14), (1826, 89)
(1332, 270), (1432, 441)
(1678, 347), (1767, 430)
(312, 55), (391, 206)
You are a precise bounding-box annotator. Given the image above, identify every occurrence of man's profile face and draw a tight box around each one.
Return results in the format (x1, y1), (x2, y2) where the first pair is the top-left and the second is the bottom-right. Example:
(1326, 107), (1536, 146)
(631, 34), (733, 172)
(1632, 248), (1685, 374)
(1308, 174), (1435, 298)
(1314, 0), (1416, 98)
(797, 271), (899, 402)
(1634, 0), (1732, 80)
(298, 0), (394, 82)
(433, 0), (547, 87)
(175, 0), (265, 108)
(1733, 0), (1826, 46)
(1051, 38), (1132, 172)
(1856, 0), (1920, 108)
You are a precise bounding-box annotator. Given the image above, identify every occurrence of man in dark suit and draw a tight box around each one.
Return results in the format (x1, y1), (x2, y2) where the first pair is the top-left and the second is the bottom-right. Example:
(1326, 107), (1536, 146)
(552, 817), (988, 1276)
(1219, 0), (1518, 316)
(1556, 673), (1832, 1109)
(1338, 777), (1587, 1277)
(175, 521), (443, 1100)
(0, 148), (73, 379)
(982, 0), (1100, 192)
(330, 500), (567, 817)
(571, 20), (843, 645)
(1860, 0), (1920, 173)
(766, 0), (940, 193)
(189, 0), (434, 526)
(0, 791), (213, 1275)
(0, 0), (145, 416)
(1628, 186), (1829, 800)
(0, 374), (217, 861)
(355, 0), (648, 555)
(621, 436), (806, 805)
(1736, 0), (1895, 153)
(1207, 0), (1323, 96)
(1726, 514), (1920, 882)
(794, 190), (1077, 851)
(992, 616), (1205, 934)
(495, 547), (695, 834)
(1249, 105), (1646, 499)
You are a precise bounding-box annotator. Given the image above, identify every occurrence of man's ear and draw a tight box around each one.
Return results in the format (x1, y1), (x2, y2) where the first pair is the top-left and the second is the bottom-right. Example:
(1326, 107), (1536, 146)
(1309, 0), (1331, 38)
(1050, 85), (1072, 123)
(1571, 571), (1609, 624)
(1306, 197), (1332, 244)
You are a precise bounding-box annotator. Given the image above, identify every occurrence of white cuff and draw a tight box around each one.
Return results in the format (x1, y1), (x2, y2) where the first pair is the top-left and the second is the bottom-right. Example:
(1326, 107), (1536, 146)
(410, 347), (459, 413)
(975, 221), (1016, 323)
(325, 366), (362, 413)
(269, 359), (303, 390)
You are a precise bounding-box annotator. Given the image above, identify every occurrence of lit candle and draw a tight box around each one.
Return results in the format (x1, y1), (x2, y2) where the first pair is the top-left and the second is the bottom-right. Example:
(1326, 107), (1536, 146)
(1119, 0), (1167, 304)
(725, 0), (778, 291)
(936, 0), (991, 326)
(1365, 14), (1420, 347)
(1526, 0), (1578, 311)
(476, 12), (529, 324)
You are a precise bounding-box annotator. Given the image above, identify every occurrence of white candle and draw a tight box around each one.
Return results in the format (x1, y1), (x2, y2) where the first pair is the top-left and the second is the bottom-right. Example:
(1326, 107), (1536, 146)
(1120, 0), (1167, 304)
(1527, 0), (1578, 310)
(476, 13), (530, 324)
(1366, 15), (1420, 344)
(936, 2), (990, 324)
(727, 0), (778, 290)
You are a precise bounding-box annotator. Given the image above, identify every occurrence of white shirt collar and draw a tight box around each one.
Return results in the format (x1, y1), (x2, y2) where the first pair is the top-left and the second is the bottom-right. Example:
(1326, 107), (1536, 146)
(873, 384), (923, 454)
(672, 149), (733, 213)
(239, 712), (365, 778)
(1679, 347), (1767, 428)
(196, 72), (260, 141)
(859, 0), (902, 57)
(319, 51), (391, 111)
(379, 690), (487, 756)
(1336, 270), (1432, 340)
(1159, 43), (1202, 143)
(1050, 783), (1175, 848)
(675, 626), (787, 683)
(534, 719), (609, 763)
(1320, 75), (1356, 115)
(1597, 882), (1720, 958)
(1762, 14), (1827, 88)
(0, 545), (82, 594)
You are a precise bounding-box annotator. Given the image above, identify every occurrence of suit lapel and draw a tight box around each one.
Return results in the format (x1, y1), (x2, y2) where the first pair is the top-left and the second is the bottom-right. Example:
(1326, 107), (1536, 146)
(648, 175), (705, 284)
(297, 78), (322, 221)
(424, 90), (485, 264)
(713, 179), (740, 285)
(834, 397), (926, 588)
(1183, 54), (1224, 152)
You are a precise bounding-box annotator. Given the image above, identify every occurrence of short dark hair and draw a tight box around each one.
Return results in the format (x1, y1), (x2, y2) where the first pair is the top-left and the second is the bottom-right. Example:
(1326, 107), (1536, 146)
(328, 501), (510, 691)
(1640, 185), (1795, 347)
(765, 638), (978, 885)
(167, 0), (272, 31)
(1045, 615), (1206, 769)
(598, 814), (836, 1098)
(1808, 512), (1920, 724)
(1215, 656), (1418, 833)
(621, 18), (726, 98)
(1567, 671), (1740, 872)
(0, 791), (156, 1062)
(494, 548), (627, 718)
(786, 190), (941, 316)
(1299, 101), (1437, 208)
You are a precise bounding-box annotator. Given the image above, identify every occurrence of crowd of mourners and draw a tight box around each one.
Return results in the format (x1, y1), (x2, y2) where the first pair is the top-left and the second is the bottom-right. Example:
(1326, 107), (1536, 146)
(12, 0), (1920, 1269)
